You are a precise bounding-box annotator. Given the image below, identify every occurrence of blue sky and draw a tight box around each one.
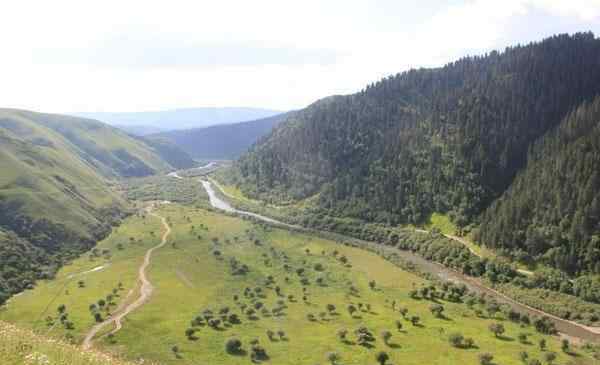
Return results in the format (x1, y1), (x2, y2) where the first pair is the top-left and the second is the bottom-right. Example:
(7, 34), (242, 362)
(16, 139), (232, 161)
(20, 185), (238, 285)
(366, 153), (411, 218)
(1, 0), (599, 113)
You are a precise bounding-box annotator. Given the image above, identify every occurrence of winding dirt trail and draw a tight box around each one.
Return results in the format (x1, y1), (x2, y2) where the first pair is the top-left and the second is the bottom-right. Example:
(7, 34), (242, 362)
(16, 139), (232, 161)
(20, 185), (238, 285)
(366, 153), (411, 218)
(82, 208), (171, 350)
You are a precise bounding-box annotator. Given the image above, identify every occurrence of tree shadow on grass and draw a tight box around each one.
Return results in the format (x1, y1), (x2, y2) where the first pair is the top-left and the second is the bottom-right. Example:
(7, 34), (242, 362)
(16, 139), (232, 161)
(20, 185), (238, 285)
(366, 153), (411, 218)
(227, 349), (248, 357)
(495, 335), (514, 342)
(358, 342), (376, 349)
(436, 314), (453, 322)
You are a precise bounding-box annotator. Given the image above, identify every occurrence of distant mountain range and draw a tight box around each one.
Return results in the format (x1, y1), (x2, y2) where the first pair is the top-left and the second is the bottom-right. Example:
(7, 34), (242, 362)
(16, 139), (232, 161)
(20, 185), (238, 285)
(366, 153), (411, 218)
(149, 113), (289, 159)
(115, 124), (167, 136)
(72, 107), (282, 135)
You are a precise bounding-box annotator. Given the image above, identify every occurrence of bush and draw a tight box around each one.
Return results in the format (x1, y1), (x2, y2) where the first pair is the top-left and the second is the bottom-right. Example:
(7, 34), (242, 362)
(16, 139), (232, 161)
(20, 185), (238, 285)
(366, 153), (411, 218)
(448, 333), (464, 348)
(488, 323), (505, 337)
(430, 304), (444, 317)
(326, 351), (340, 364)
(376, 351), (389, 365)
(479, 353), (494, 365)
(518, 333), (528, 343)
(225, 337), (243, 354)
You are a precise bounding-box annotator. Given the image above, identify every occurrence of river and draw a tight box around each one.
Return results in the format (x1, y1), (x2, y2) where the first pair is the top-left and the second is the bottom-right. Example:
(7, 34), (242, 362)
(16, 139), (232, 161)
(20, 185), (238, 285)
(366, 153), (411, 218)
(200, 180), (294, 227)
(197, 178), (600, 343)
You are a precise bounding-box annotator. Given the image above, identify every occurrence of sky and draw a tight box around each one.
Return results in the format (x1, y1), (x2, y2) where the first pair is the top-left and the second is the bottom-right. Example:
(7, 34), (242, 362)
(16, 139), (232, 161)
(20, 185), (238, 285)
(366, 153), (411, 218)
(1, 0), (600, 113)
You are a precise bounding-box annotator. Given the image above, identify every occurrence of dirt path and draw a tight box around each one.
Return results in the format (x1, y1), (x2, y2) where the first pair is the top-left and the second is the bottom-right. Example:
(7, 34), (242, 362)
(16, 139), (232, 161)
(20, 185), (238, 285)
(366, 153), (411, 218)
(81, 209), (171, 350)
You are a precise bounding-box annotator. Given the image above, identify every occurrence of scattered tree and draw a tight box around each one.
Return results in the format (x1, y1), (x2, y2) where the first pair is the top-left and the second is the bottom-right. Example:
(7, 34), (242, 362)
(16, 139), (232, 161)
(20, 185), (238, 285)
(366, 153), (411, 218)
(225, 337), (243, 354)
(449, 333), (464, 348)
(479, 352), (494, 365)
(381, 330), (392, 345)
(327, 351), (340, 365)
(488, 323), (505, 338)
(430, 304), (444, 318)
(376, 351), (390, 365)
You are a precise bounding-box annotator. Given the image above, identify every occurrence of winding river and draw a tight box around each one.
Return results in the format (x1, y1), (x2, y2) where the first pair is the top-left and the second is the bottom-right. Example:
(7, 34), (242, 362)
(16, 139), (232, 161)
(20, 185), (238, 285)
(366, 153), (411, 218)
(198, 178), (600, 343)
(201, 180), (294, 227)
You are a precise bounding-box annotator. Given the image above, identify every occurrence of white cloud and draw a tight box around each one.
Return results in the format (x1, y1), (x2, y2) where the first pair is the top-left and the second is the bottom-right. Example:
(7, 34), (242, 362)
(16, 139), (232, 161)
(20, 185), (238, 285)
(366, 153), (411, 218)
(0, 0), (598, 113)
(529, 0), (600, 20)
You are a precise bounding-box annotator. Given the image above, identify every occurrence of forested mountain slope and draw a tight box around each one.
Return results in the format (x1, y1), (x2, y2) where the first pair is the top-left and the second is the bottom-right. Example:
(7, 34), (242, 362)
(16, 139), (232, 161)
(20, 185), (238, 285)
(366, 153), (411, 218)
(479, 97), (600, 274)
(0, 109), (192, 303)
(151, 113), (288, 159)
(236, 33), (600, 229)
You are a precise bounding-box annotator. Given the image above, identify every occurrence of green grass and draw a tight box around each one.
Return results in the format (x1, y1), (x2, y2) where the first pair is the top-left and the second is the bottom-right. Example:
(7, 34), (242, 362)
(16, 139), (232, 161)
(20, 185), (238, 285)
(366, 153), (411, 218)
(0, 108), (186, 238)
(424, 213), (456, 235)
(210, 178), (256, 204)
(0, 320), (148, 365)
(2, 205), (596, 365)
(0, 211), (162, 340)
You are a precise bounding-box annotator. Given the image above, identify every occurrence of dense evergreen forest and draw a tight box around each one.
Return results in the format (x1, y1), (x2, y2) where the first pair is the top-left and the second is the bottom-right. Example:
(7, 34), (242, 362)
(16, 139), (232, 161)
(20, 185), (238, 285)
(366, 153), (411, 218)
(234, 33), (600, 275)
(479, 97), (600, 274)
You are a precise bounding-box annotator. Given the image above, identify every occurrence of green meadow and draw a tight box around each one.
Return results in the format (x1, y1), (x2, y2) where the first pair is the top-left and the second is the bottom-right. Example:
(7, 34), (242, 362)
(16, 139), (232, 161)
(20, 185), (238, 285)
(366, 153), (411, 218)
(2, 204), (596, 364)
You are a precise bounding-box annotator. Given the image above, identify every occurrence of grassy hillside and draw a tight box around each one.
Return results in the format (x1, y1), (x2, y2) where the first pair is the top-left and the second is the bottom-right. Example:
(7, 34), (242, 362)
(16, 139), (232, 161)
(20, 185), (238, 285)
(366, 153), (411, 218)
(136, 136), (196, 170)
(0, 320), (145, 365)
(151, 113), (288, 159)
(1, 109), (189, 177)
(2, 203), (596, 364)
(0, 108), (192, 303)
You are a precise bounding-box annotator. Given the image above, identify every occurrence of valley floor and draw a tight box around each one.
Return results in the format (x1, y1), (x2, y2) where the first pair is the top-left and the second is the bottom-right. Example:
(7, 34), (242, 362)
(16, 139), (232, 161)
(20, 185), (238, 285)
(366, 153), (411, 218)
(1, 199), (597, 364)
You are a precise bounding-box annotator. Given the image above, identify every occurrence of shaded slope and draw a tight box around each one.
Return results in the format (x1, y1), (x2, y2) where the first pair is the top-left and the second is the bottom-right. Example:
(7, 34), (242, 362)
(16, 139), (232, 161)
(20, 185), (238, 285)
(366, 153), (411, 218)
(236, 33), (600, 227)
(479, 96), (600, 274)
(151, 113), (288, 159)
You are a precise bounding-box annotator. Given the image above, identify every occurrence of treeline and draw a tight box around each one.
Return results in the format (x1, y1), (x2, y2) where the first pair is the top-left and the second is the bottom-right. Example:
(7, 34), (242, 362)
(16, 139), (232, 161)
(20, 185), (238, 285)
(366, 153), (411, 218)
(479, 96), (600, 274)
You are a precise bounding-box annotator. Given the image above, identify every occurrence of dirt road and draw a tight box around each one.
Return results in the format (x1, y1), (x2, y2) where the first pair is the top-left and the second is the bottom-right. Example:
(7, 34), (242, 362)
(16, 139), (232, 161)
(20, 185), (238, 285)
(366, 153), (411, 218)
(82, 208), (171, 349)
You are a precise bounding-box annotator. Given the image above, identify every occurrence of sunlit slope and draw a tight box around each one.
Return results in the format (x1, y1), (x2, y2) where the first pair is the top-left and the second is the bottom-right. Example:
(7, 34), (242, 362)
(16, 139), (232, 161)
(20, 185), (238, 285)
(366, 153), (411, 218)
(0, 117), (123, 239)
(0, 108), (190, 302)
